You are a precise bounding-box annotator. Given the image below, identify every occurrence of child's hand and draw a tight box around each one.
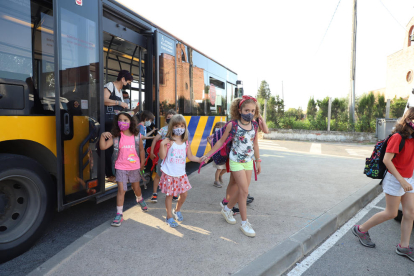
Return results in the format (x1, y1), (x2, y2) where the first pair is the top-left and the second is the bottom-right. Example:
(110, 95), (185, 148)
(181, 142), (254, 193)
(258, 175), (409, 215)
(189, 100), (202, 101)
(200, 156), (209, 163)
(140, 162), (145, 171)
(256, 162), (261, 175)
(150, 153), (156, 160)
(101, 132), (112, 140)
(400, 179), (413, 192)
(161, 138), (170, 146)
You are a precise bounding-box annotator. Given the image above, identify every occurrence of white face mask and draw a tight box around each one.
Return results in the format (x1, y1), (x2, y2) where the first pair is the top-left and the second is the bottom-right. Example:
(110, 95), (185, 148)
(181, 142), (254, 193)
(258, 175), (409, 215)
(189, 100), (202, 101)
(144, 120), (151, 127)
(215, 128), (220, 132)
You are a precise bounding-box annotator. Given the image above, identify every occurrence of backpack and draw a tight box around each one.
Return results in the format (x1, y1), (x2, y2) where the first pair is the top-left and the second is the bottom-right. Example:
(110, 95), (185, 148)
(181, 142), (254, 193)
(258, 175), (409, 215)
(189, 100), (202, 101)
(112, 134), (141, 175)
(200, 120), (259, 179)
(364, 133), (405, 180)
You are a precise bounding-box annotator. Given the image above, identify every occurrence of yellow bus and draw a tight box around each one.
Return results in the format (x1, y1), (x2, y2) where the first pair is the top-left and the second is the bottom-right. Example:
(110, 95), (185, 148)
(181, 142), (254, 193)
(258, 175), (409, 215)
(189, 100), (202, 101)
(0, 0), (241, 262)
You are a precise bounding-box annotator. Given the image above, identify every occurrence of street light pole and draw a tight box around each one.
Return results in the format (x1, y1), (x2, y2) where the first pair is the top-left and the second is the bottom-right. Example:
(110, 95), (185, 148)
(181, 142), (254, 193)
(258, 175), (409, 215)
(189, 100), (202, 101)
(349, 0), (357, 126)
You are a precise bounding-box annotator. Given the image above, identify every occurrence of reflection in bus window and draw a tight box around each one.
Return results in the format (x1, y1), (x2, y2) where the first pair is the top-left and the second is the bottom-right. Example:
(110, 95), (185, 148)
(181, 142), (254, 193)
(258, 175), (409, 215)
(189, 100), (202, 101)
(159, 53), (176, 116)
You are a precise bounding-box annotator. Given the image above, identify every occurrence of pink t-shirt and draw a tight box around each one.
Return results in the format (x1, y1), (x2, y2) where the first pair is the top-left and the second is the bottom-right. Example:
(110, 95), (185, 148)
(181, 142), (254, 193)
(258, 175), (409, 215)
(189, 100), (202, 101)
(115, 132), (140, 171)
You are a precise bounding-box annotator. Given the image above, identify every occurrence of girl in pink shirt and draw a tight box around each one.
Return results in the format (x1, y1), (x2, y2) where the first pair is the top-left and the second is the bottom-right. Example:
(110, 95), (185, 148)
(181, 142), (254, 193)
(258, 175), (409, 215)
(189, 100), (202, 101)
(159, 114), (202, 227)
(100, 110), (147, 227)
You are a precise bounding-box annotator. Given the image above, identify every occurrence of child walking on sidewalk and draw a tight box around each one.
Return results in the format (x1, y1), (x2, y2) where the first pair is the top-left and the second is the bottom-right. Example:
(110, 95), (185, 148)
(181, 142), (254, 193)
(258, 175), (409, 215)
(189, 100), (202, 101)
(202, 95), (262, 237)
(159, 114), (202, 227)
(100, 110), (148, 227)
(352, 107), (414, 262)
(207, 121), (226, 188)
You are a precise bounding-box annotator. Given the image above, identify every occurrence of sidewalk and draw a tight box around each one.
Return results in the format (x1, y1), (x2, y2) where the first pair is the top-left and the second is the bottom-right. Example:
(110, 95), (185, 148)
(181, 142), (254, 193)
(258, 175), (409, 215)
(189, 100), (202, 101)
(29, 147), (380, 276)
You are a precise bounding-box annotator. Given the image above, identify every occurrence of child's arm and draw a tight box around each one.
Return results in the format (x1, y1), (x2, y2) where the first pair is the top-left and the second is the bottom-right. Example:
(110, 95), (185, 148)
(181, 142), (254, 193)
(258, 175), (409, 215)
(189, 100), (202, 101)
(150, 134), (161, 159)
(99, 132), (113, 150)
(187, 145), (201, 163)
(147, 128), (157, 135)
(139, 138), (145, 170)
(253, 134), (261, 175)
(258, 114), (270, 134)
(201, 123), (232, 161)
(159, 138), (170, 160)
(383, 152), (413, 192)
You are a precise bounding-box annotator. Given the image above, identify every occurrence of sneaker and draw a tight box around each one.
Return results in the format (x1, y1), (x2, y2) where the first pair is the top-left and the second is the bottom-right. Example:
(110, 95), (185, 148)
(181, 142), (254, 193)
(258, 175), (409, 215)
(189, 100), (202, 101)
(138, 198), (148, 211)
(396, 244), (414, 262)
(111, 213), (123, 227)
(220, 198), (229, 208)
(352, 225), (375, 248)
(247, 194), (254, 201)
(166, 217), (178, 228)
(213, 181), (223, 188)
(240, 220), (256, 237)
(173, 196), (179, 202)
(232, 207), (240, 216)
(221, 208), (236, 224)
(173, 209), (183, 222)
(246, 198), (253, 205)
(151, 193), (158, 203)
(219, 177), (224, 185)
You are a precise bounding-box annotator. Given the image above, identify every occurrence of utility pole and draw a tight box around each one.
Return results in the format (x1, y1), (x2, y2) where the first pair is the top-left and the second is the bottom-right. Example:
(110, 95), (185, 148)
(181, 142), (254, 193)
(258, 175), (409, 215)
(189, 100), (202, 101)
(348, 0), (357, 126)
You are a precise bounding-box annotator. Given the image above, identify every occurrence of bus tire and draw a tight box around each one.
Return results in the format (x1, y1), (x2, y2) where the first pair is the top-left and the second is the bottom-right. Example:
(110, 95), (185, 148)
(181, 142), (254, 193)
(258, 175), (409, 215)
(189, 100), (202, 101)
(0, 154), (54, 263)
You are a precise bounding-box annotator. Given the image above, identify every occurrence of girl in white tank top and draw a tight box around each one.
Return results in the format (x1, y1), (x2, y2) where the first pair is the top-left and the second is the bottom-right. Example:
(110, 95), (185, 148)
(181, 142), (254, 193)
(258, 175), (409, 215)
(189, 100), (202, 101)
(159, 114), (202, 228)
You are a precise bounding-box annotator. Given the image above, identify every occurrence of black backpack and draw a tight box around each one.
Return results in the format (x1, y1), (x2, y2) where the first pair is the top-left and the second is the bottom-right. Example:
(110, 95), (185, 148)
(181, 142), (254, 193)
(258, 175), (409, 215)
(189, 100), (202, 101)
(364, 133), (405, 180)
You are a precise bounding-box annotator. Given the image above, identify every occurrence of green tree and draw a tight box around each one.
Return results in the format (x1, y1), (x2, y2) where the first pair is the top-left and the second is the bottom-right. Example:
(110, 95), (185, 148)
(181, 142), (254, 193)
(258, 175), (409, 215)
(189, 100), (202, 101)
(374, 94), (386, 118)
(355, 92), (376, 132)
(331, 97), (348, 130)
(257, 80), (271, 100)
(390, 97), (406, 118)
(307, 97), (317, 120)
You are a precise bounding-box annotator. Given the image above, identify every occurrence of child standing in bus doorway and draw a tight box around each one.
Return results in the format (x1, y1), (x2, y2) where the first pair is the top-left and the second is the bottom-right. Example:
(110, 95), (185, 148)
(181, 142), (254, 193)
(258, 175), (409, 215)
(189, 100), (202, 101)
(137, 110), (157, 149)
(352, 108), (414, 262)
(100, 110), (148, 227)
(202, 96), (262, 237)
(207, 121), (227, 188)
(159, 114), (202, 227)
(150, 109), (177, 203)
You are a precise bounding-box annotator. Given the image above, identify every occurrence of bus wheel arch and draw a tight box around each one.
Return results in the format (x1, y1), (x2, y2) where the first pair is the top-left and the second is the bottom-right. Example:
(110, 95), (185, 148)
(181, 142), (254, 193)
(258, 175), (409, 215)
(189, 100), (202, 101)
(0, 154), (54, 263)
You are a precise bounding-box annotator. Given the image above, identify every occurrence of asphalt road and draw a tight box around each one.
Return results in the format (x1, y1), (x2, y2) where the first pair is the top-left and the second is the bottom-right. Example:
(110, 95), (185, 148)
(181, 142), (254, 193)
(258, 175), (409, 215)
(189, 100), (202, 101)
(0, 140), (376, 276)
(287, 194), (414, 276)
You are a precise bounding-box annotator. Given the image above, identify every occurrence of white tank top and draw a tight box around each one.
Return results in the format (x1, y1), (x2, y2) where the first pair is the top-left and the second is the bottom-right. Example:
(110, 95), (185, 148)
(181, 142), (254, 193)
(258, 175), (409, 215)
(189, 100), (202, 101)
(161, 142), (187, 177)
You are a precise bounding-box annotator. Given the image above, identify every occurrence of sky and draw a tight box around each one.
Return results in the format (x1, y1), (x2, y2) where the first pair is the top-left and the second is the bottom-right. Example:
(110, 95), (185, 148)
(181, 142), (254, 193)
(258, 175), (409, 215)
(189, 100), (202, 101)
(118, 0), (414, 110)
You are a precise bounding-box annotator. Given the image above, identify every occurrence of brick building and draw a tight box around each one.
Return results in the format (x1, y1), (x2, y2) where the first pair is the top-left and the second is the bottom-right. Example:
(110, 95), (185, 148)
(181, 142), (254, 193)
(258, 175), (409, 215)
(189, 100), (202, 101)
(385, 17), (414, 100)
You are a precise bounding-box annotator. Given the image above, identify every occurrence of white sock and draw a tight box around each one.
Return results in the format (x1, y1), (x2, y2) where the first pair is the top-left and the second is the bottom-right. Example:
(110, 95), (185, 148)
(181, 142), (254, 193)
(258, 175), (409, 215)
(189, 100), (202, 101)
(136, 195), (143, 202)
(224, 205), (231, 212)
(241, 220), (247, 226)
(117, 206), (123, 214)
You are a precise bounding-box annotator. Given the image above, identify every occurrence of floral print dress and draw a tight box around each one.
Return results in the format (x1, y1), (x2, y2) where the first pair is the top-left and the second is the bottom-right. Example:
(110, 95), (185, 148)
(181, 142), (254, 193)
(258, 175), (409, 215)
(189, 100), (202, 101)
(229, 125), (256, 163)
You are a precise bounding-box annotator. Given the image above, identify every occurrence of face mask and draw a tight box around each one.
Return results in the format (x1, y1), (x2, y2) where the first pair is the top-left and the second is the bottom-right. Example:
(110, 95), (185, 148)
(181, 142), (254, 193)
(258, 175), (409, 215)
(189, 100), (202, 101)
(166, 118), (171, 124)
(408, 120), (414, 130)
(173, 128), (185, 136)
(215, 128), (220, 132)
(118, 121), (130, 131)
(241, 113), (254, 122)
(144, 120), (151, 127)
(124, 99), (130, 104)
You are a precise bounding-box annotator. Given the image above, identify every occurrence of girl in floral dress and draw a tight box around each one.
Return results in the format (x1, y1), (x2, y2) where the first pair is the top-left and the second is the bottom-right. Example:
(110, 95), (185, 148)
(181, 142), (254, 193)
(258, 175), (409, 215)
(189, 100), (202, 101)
(159, 114), (202, 227)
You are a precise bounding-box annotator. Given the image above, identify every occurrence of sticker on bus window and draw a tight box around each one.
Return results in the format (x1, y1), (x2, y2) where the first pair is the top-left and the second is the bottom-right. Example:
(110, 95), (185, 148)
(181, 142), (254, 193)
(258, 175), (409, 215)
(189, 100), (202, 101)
(76, 0), (82, 6)
(81, 100), (88, 109)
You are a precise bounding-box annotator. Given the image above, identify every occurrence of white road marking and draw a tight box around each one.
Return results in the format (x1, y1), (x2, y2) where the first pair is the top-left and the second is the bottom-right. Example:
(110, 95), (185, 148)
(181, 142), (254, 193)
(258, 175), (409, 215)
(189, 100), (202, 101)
(372, 206), (386, 210)
(345, 148), (372, 157)
(309, 143), (322, 154)
(287, 192), (385, 276)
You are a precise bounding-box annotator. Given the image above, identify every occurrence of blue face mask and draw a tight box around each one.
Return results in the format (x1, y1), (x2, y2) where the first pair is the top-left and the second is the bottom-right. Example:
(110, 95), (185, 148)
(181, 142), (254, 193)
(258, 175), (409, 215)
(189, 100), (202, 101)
(144, 120), (151, 127)
(241, 113), (254, 122)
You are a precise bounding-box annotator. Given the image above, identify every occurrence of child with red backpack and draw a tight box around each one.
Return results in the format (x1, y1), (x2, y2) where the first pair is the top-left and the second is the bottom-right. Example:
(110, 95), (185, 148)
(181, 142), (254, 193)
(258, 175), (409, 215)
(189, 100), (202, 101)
(99, 110), (147, 227)
(207, 121), (226, 188)
(201, 95), (261, 237)
(353, 107), (414, 262)
(149, 109), (177, 203)
(159, 114), (202, 227)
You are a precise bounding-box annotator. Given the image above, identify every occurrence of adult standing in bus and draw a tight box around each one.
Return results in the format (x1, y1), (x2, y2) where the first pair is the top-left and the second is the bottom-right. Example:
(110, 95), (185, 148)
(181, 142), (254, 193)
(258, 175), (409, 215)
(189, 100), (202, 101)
(104, 70), (133, 182)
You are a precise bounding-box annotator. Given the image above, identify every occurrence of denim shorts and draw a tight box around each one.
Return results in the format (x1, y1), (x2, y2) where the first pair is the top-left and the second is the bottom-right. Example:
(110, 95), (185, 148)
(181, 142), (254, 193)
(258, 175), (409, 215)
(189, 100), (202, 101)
(382, 172), (414, 197)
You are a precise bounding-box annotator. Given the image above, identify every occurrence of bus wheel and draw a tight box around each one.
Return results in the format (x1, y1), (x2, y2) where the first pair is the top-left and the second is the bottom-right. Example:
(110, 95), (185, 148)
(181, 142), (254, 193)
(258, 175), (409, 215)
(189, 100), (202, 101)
(0, 154), (54, 263)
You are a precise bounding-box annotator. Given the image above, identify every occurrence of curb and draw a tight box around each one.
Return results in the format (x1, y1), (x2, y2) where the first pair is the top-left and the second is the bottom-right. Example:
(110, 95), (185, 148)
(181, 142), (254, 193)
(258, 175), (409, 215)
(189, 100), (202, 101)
(233, 182), (383, 276)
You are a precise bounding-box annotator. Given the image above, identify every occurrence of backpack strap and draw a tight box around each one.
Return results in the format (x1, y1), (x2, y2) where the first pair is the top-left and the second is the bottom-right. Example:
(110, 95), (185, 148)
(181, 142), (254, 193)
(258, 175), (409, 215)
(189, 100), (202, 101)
(162, 141), (172, 165)
(112, 136), (120, 172)
(397, 133), (405, 152)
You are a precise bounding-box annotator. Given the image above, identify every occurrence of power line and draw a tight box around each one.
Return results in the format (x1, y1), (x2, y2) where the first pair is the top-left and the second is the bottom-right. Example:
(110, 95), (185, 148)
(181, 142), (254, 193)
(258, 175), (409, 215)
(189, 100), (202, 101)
(315, 0), (342, 55)
(378, 0), (405, 30)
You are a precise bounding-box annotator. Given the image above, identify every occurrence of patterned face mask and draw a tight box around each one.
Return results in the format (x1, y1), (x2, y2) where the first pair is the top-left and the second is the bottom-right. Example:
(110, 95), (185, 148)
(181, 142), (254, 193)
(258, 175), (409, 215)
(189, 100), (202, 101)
(173, 128), (185, 136)
(408, 120), (414, 130)
(241, 113), (254, 122)
(118, 121), (130, 131)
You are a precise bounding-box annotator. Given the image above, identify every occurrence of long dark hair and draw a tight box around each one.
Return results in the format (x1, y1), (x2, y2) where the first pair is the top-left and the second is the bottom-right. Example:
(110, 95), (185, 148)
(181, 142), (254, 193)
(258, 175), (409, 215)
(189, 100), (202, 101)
(111, 112), (139, 137)
(393, 107), (414, 139)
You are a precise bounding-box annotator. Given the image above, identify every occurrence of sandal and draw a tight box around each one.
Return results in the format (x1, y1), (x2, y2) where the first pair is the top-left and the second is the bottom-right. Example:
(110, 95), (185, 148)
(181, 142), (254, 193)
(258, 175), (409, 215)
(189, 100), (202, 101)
(166, 217), (178, 228)
(173, 209), (183, 222)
